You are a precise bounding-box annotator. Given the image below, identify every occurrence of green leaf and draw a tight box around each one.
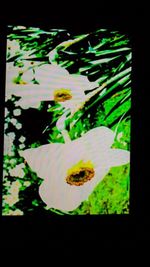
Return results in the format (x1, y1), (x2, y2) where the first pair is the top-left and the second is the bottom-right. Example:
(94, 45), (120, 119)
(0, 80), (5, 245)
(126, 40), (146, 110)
(106, 68), (131, 86)
(104, 90), (131, 120)
(95, 47), (130, 56)
(90, 55), (121, 65)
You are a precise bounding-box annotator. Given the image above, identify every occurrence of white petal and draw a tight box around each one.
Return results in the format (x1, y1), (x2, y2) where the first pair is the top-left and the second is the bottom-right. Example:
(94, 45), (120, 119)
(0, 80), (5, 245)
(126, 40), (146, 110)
(105, 149), (130, 167)
(6, 84), (54, 108)
(34, 65), (97, 92)
(34, 64), (69, 84)
(78, 126), (115, 153)
(21, 70), (34, 83)
(16, 100), (41, 109)
(61, 75), (95, 91)
(6, 65), (34, 84)
(71, 74), (98, 90)
(39, 179), (83, 211)
(39, 166), (110, 212)
(19, 144), (64, 180)
(6, 84), (50, 97)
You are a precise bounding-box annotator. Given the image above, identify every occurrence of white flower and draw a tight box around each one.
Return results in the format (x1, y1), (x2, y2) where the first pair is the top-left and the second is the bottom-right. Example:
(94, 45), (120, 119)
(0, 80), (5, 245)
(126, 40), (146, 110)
(10, 118), (17, 126)
(19, 126), (130, 212)
(3, 133), (15, 155)
(16, 122), (22, 129)
(9, 163), (25, 178)
(34, 63), (69, 84)
(5, 64), (98, 110)
(13, 108), (21, 116)
(19, 136), (26, 143)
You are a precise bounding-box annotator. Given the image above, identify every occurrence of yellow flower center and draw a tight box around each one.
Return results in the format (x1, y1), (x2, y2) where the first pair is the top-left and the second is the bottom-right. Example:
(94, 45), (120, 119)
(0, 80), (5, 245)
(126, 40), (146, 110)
(66, 160), (95, 186)
(53, 88), (73, 102)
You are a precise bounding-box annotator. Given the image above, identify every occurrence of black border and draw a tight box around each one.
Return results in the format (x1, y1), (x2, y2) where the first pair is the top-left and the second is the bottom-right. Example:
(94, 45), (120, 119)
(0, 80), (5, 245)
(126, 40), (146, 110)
(0, 7), (149, 248)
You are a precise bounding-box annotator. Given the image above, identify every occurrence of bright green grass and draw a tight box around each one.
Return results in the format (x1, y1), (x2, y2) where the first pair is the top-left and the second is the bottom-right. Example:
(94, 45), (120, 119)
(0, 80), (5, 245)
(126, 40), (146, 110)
(72, 164), (130, 215)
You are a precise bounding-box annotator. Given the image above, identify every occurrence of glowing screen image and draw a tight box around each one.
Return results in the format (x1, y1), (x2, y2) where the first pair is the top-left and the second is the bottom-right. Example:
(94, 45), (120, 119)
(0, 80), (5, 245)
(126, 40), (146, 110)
(2, 25), (131, 215)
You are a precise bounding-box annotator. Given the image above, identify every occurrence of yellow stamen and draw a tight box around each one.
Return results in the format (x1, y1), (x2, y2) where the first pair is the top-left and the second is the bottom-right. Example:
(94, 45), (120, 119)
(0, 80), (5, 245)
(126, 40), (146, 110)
(66, 160), (95, 186)
(54, 88), (72, 102)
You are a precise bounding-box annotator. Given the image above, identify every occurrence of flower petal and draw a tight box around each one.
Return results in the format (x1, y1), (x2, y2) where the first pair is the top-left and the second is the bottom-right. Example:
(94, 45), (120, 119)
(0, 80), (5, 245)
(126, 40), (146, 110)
(6, 63), (34, 84)
(70, 74), (98, 90)
(39, 166), (110, 211)
(105, 149), (130, 167)
(6, 84), (54, 108)
(34, 64), (69, 85)
(35, 64), (97, 91)
(16, 99), (41, 109)
(19, 143), (64, 179)
(79, 126), (115, 152)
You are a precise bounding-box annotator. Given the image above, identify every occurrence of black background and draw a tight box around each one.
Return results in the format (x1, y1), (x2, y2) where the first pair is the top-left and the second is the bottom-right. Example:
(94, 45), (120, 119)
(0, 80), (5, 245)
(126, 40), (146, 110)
(0, 3), (149, 251)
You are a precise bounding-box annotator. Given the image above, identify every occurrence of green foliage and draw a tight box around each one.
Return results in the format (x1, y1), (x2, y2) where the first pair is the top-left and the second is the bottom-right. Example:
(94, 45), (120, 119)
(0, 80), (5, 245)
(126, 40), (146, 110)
(71, 164), (130, 215)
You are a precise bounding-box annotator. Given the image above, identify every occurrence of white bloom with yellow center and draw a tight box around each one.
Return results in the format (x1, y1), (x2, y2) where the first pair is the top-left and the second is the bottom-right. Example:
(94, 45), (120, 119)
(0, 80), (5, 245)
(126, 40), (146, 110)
(19, 126), (130, 212)
(5, 64), (98, 110)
